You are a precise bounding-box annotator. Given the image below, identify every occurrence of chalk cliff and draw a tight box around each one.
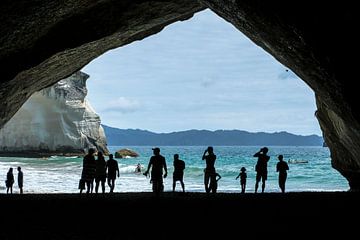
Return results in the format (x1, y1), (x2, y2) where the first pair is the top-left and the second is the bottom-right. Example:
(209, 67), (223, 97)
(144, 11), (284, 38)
(0, 71), (108, 156)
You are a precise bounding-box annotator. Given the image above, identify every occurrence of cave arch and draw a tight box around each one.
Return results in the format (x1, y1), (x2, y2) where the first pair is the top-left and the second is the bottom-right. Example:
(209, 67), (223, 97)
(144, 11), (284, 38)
(0, 1), (359, 189)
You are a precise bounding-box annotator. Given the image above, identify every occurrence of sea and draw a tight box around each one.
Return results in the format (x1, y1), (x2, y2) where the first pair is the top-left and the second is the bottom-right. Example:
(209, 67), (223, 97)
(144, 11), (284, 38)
(0, 146), (349, 194)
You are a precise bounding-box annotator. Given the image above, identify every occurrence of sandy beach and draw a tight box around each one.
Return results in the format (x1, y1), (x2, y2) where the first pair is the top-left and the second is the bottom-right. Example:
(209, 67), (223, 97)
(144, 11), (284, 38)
(1, 191), (359, 239)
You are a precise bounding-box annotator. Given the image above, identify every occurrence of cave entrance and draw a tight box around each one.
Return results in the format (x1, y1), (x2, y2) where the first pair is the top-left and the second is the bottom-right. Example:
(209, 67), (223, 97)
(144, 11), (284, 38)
(0, 10), (348, 194)
(82, 9), (349, 193)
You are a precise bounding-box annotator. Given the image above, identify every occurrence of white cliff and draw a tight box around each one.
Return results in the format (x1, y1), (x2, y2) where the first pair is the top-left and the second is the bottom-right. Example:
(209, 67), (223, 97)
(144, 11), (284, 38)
(0, 71), (108, 156)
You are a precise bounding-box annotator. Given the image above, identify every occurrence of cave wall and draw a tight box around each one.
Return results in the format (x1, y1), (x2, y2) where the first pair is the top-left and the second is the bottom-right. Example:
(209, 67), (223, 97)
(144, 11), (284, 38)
(1, 0), (360, 189)
(0, 0), (205, 127)
(198, 0), (360, 189)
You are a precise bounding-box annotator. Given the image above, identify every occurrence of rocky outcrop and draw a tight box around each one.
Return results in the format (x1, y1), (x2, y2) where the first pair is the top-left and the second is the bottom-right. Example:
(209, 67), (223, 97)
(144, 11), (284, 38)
(0, 1), (360, 189)
(115, 149), (139, 159)
(0, 71), (109, 157)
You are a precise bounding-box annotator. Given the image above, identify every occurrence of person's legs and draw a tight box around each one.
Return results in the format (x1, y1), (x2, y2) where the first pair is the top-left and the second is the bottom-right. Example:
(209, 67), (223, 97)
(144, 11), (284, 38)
(86, 181), (91, 194)
(261, 178), (266, 193)
(173, 179), (176, 192)
(107, 178), (112, 189)
(279, 174), (287, 193)
(95, 179), (100, 193)
(180, 180), (185, 192)
(101, 179), (105, 193)
(204, 171), (210, 193)
(90, 179), (94, 193)
(110, 179), (115, 193)
(255, 173), (261, 193)
(261, 172), (267, 193)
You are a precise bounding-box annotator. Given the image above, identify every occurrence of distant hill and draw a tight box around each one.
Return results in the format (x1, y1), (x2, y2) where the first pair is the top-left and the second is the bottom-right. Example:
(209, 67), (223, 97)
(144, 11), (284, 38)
(102, 125), (323, 146)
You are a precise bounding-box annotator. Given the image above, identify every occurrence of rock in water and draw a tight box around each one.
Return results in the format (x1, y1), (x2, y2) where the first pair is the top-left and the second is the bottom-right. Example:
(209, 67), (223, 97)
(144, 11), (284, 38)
(0, 71), (109, 157)
(115, 149), (139, 158)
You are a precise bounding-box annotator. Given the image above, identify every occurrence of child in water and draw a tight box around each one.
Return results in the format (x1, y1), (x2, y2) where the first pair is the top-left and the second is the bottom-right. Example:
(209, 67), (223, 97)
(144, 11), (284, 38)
(236, 167), (247, 193)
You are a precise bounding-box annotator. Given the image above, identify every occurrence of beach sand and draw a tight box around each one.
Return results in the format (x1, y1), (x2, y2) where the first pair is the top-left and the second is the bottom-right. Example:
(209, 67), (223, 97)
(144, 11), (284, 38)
(1, 191), (359, 239)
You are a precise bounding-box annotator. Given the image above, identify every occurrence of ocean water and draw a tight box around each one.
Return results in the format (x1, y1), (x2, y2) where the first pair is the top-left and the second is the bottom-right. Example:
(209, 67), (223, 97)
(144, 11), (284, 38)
(0, 146), (349, 194)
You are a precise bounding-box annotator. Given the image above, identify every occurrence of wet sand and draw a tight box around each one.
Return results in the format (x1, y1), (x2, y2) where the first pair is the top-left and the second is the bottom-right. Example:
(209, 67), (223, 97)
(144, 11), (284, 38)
(1, 191), (359, 239)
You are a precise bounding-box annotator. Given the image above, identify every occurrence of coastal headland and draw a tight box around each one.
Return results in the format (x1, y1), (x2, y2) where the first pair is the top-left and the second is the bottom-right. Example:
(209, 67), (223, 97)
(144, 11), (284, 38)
(1, 191), (359, 239)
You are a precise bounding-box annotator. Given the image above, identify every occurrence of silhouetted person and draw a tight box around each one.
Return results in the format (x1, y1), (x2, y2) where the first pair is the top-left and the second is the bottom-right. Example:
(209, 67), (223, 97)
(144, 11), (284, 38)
(254, 147), (270, 193)
(81, 148), (96, 194)
(144, 147), (168, 195)
(236, 167), (247, 193)
(135, 163), (141, 173)
(202, 146), (217, 193)
(276, 155), (289, 193)
(209, 172), (221, 193)
(95, 151), (107, 194)
(17, 166), (23, 194)
(172, 154), (185, 192)
(106, 154), (120, 193)
(6, 167), (14, 194)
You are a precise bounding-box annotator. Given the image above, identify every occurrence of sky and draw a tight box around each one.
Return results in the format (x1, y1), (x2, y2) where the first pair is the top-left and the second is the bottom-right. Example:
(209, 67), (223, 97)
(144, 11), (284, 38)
(82, 9), (321, 136)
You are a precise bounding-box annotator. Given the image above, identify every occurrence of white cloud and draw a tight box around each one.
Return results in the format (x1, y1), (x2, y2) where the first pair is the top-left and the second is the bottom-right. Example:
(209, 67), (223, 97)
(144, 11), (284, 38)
(102, 97), (140, 113)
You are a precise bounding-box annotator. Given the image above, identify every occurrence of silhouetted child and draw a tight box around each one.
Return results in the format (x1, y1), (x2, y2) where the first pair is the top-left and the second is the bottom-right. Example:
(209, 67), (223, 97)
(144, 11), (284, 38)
(209, 172), (221, 193)
(276, 155), (289, 193)
(6, 167), (14, 194)
(236, 167), (247, 193)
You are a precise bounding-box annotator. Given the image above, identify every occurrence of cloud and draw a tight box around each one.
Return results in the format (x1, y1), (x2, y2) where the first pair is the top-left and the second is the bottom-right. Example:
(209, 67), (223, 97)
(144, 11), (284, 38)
(278, 69), (298, 80)
(102, 97), (140, 113)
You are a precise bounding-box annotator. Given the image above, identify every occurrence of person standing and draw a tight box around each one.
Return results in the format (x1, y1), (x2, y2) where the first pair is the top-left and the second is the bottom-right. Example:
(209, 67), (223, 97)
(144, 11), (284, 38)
(17, 166), (23, 194)
(95, 151), (107, 194)
(143, 147), (168, 195)
(106, 154), (120, 193)
(276, 155), (289, 193)
(253, 147), (270, 193)
(236, 167), (247, 194)
(81, 148), (96, 194)
(202, 146), (217, 193)
(6, 167), (14, 194)
(172, 154), (185, 192)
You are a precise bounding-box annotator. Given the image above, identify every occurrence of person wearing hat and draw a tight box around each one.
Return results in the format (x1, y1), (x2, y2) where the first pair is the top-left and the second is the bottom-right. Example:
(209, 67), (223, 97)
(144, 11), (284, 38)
(144, 147), (168, 194)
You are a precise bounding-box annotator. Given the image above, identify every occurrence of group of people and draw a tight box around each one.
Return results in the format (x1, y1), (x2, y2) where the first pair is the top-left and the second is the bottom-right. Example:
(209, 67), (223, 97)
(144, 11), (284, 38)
(5, 166), (23, 194)
(251, 147), (289, 193)
(4, 146), (288, 195)
(143, 147), (186, 195)
(79, 148), (120, 194)
(142, 146), (289, 195)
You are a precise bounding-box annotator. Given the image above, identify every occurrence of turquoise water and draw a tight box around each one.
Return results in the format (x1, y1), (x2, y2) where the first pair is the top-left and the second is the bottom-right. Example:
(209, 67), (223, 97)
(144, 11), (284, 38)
(0, 146), (349, 193)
